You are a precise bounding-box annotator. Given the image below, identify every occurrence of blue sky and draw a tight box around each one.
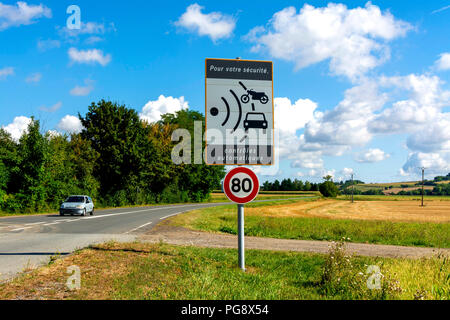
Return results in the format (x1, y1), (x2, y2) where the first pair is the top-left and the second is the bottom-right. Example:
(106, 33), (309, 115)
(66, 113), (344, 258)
(1, 1), (450, 183)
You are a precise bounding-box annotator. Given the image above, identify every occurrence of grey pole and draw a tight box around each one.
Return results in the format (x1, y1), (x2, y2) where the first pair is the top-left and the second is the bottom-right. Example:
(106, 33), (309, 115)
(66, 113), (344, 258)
(237, 204), (245, 271)
(351, 173), (354, 203)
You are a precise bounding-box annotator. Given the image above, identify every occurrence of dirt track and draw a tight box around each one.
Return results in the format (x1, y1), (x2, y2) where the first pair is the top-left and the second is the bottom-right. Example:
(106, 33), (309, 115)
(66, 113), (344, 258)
(140, 223), (450, 259)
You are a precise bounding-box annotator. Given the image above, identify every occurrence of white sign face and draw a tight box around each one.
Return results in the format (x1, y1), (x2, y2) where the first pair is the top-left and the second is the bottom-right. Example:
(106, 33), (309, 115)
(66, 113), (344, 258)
(205, 58), (274, 165)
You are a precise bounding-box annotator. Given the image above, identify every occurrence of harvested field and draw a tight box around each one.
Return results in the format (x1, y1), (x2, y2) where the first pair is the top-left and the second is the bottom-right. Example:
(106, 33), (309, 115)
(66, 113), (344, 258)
(245, 199), (450, 223)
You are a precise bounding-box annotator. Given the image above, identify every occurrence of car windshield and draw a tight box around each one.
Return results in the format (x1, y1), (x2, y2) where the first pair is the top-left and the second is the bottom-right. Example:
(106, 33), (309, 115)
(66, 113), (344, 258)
(65, 196), (85, 203)
(247, 114), (265, 121)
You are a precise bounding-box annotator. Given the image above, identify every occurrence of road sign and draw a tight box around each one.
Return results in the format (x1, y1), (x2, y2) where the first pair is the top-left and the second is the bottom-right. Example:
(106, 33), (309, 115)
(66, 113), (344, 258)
(205, 58), (274, 166)
(223, 167), (260, 204)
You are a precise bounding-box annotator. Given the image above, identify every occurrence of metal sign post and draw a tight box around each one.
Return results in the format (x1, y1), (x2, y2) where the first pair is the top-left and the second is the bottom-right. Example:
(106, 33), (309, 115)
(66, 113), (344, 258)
(223, 167), (259, 272)
(237, 204), (245, 271)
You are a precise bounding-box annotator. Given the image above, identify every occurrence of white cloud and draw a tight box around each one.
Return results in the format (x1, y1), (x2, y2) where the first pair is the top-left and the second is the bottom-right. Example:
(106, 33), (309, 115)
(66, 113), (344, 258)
(25, 72), (41, 83)
(402, 152), (450, 175)
(175, 3), (235, 41)
(57, 115), (83, 134)
(58, 21), (116, 44)
(246, 2), (411, 80)
(140, 95), (189, 123)
(341, 168), (354, 176)
(0, 67), (14, 80)
(37, 38), (60, 51)
(0, 1), (51, 31)
(304, 81), (385, 150)
(40, 101), (62, 113)
(436, 53), (450, 71)
(46, 129), (61, 138)
(355, 148), (390, 163)
(432, 5), (450, 15)
(70, 79), (94, 96)
(370, 74), (450, 134)
(308, 168), (336, 179)
(274, 97), (317, 134)
(2, 116), (31, 141)
(85, 36), (104, 44)
(68, 47), (111, 66)
(406, 116), (450, 153)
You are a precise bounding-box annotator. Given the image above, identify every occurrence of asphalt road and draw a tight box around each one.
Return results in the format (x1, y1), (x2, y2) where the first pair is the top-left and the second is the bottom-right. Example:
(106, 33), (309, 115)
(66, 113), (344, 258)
(0, 202), (230, 281)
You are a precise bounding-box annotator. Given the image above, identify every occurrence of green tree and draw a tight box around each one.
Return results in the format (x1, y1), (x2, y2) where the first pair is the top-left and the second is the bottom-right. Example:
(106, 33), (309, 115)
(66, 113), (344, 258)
(160, 109), (225, 202)
(79, 100), (150, 202)
(14, 118), (48, 210)
(319, 176), (339, 198)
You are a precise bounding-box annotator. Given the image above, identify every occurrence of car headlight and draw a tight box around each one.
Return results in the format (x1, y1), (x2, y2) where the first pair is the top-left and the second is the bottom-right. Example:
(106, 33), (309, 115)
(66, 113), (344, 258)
(76, 205), (84, 209)
(60, 204), (65, 209)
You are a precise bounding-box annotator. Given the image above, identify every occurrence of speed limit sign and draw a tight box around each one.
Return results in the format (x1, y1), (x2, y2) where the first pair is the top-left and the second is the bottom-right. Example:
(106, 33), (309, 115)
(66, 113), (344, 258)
(223, 167), (260, 204)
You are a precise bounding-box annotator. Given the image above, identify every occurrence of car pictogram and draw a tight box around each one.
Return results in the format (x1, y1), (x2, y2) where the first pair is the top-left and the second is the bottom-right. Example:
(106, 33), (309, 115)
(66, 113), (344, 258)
(243, 112), (268, 133)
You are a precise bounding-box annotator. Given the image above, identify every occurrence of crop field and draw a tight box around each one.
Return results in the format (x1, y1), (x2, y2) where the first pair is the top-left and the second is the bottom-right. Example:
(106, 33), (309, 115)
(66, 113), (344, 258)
(251, 199), (450, 223)
(171, 198), (450, 248)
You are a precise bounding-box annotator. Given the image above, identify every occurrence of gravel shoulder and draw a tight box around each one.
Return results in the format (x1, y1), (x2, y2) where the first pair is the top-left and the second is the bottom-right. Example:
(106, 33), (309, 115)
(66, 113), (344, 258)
(140, 221), (450, 259)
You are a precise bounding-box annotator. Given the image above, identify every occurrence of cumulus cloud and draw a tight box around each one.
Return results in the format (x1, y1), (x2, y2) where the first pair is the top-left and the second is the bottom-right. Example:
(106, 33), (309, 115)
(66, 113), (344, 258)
(2, 116), (32, 141)
(25, 72), (41, 83)
(140, 95), (189, 123)
(175, 3), (235, 41)
(341, 168), (354, 176)
(355, 148), (390, 163)
(68, 47), (111, 66)
(402, 152), (450, 175)
(246, 2), (411, 80)
(370, 74), (450, 134)
(436, 53), (450, 71)
(304, 81), (385, 150)
(406, 117), (450, 153)
(40, 101), (62, 113)
(0, 67), (14, 80)
(70, 79), (94, 96)
(275, 97), (317, 134)
(0, 1), (52, 31)
(57, 115), (83, 134)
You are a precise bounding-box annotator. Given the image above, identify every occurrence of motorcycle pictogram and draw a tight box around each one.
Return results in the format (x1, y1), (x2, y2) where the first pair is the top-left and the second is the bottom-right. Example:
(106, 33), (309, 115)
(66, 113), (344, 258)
(239, 81), (269, 104)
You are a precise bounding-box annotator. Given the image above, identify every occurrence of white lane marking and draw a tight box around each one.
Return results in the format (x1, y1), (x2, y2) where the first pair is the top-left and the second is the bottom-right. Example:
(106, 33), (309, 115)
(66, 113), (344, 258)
(124, 221), (153, 234)
(80, 204), (207, 220)
(11, 227), (33, 232)
(24, 222), (46, 226)
(159, 211), (187, 220)
(43, 222), (60, 226)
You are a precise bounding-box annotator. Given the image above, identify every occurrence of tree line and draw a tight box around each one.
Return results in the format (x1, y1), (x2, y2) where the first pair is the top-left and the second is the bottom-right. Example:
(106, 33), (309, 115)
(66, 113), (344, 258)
(261, 178), (320, 192)
(0, 100), (225, 213)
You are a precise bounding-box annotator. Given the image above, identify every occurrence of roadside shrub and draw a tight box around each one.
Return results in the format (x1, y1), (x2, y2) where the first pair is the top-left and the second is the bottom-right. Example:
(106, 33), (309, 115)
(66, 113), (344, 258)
(319, 238), (402, 300)
(319, 181), (339, 198)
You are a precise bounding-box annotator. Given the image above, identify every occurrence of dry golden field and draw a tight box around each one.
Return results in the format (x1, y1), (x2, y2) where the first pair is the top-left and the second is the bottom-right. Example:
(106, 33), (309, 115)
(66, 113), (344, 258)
(245, 199), (450, 223)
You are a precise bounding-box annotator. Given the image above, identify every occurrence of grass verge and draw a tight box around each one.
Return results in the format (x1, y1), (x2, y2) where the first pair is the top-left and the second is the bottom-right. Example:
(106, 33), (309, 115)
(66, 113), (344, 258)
(0, 241), (448, 300)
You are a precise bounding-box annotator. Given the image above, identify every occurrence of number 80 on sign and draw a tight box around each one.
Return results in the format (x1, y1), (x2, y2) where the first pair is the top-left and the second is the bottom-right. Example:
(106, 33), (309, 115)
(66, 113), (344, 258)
(223, 167), (260, 204)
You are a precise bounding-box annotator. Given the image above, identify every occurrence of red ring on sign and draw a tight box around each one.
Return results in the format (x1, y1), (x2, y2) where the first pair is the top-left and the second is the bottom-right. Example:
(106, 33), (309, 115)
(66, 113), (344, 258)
(223, 167), (260, 204)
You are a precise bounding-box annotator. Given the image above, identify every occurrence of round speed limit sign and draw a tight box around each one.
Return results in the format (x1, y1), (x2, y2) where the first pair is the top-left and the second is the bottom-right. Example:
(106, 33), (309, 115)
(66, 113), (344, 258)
(223, 167), (260, 204)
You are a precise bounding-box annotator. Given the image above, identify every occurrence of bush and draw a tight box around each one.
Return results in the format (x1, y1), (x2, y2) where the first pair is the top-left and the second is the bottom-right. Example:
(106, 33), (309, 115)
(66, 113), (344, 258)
(320, 239), (403, 299)
(319, 181), (339, 198)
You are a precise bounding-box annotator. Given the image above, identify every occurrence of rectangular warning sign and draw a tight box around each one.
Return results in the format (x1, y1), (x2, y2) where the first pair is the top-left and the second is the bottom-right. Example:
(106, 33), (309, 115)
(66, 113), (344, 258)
(205, 58), (274, 166)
